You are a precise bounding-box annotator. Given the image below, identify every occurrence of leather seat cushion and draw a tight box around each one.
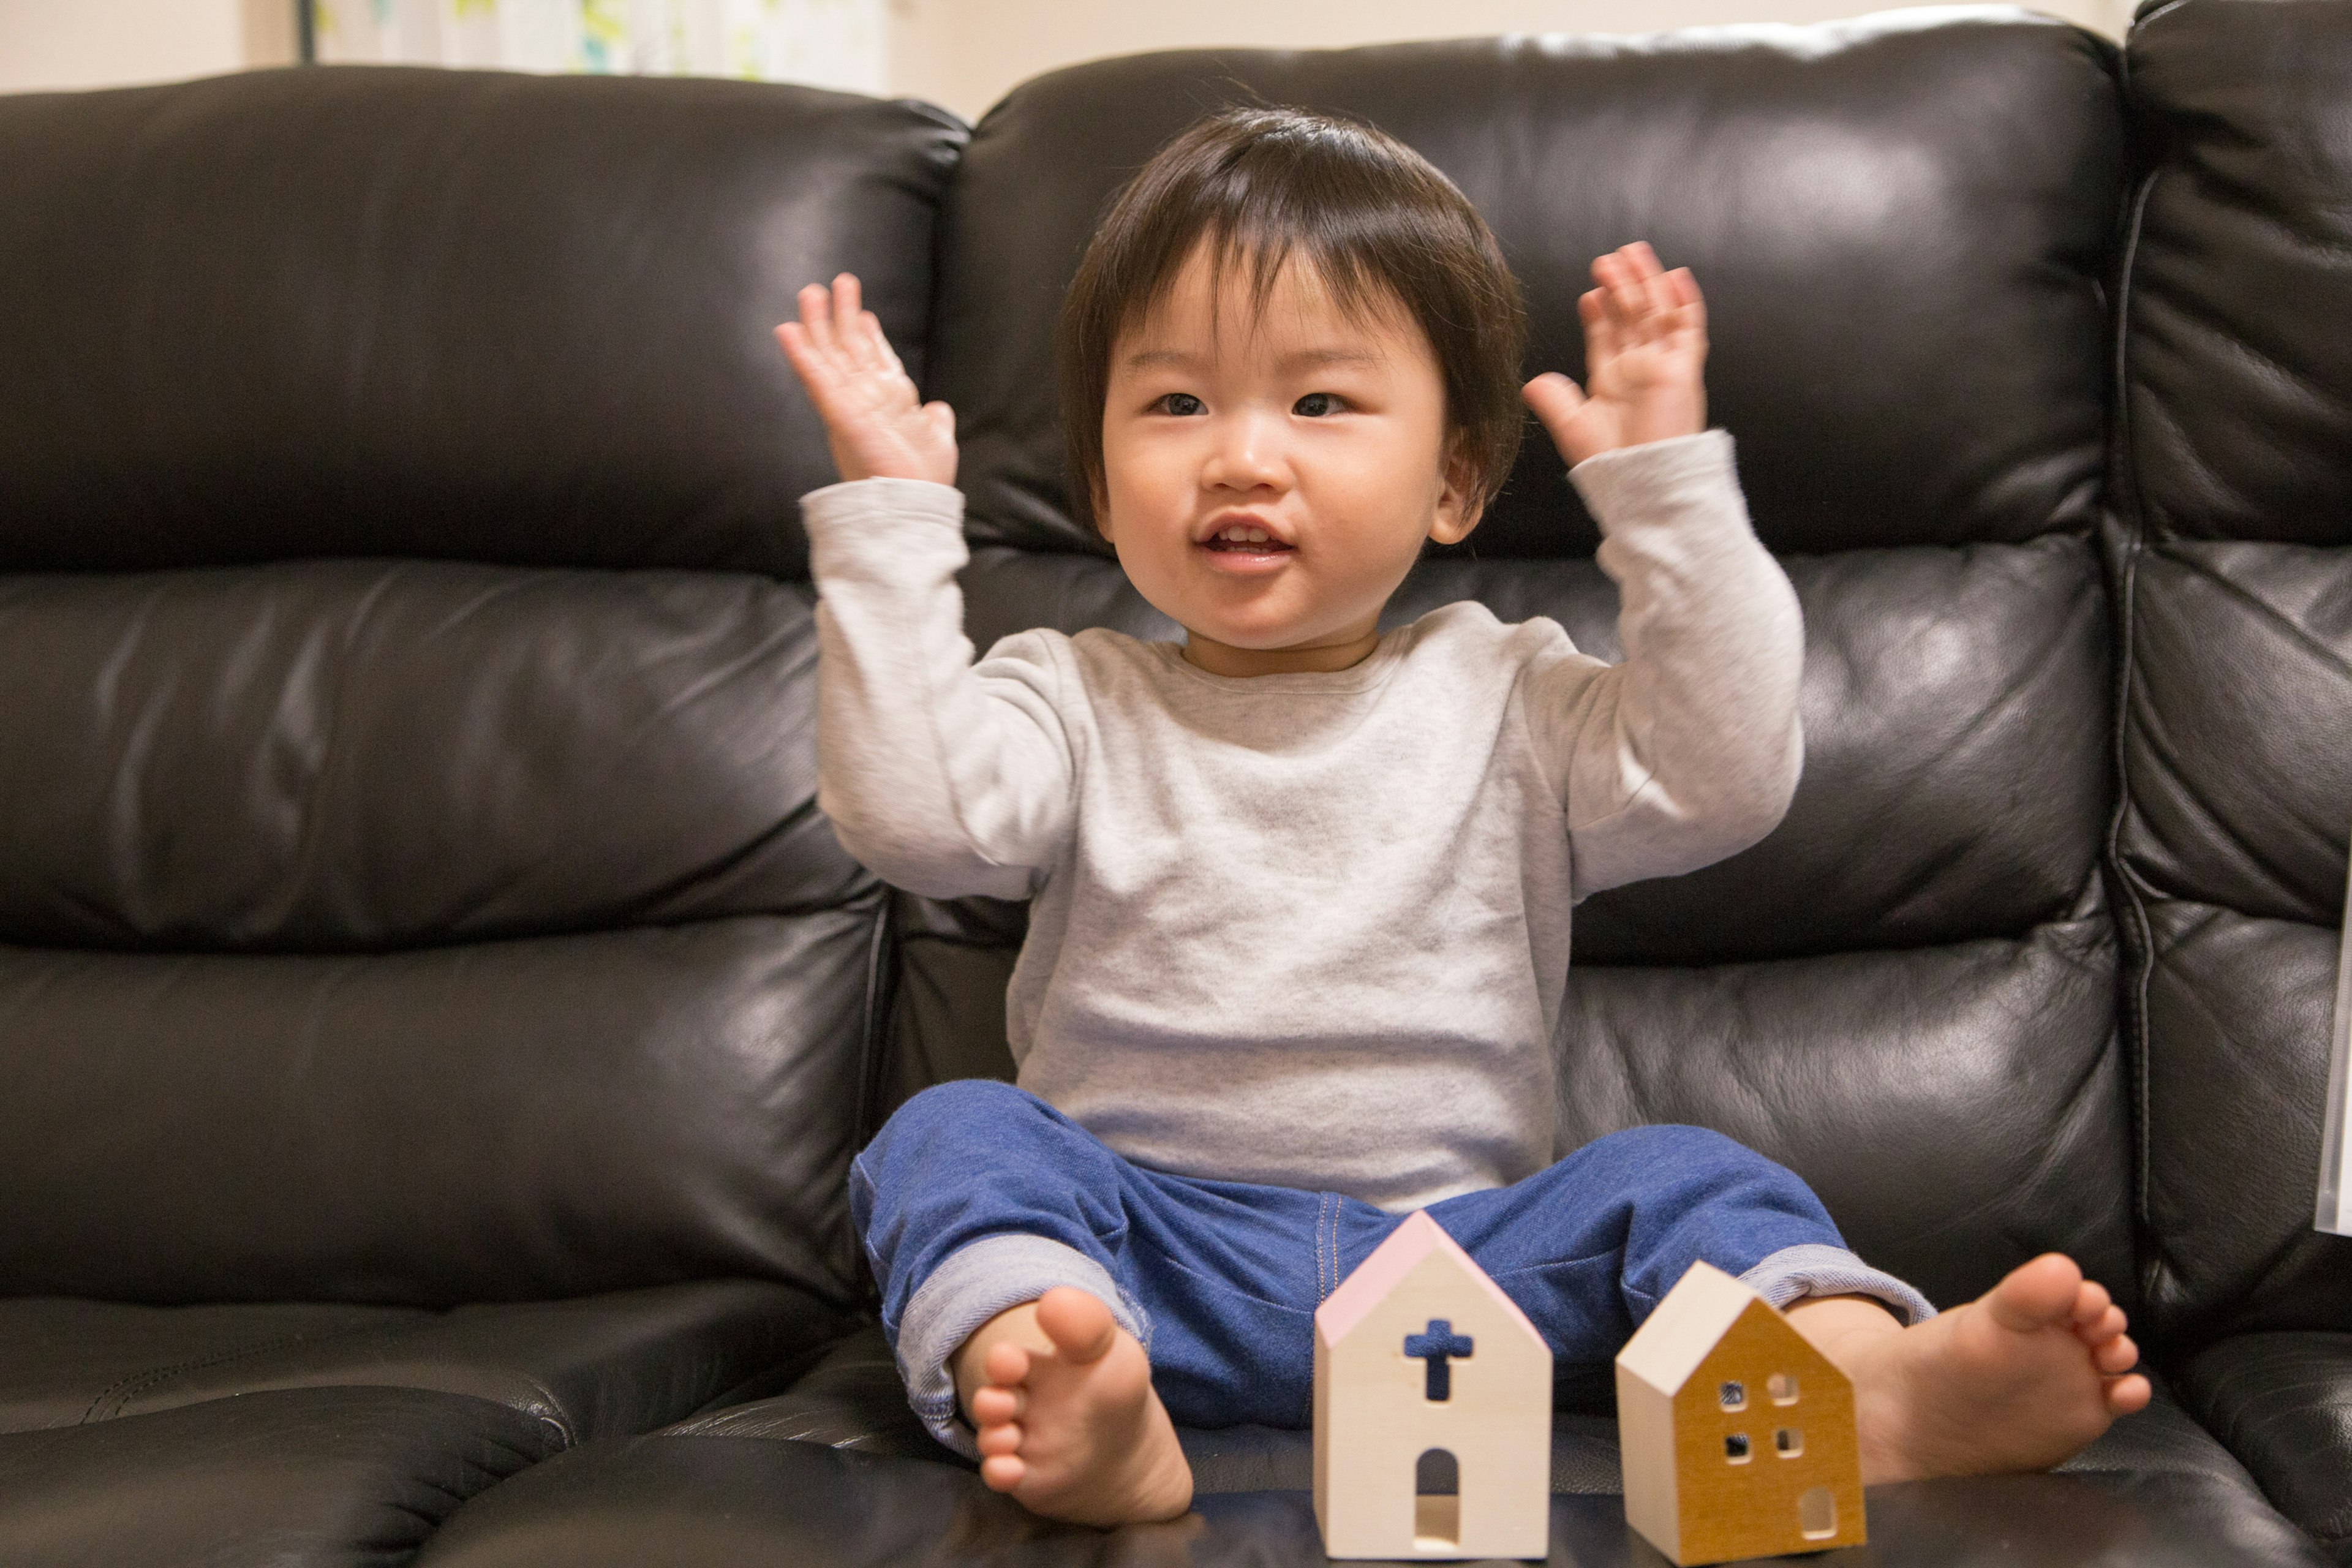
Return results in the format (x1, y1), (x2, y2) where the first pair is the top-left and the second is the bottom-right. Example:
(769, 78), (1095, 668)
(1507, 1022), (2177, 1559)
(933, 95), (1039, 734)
(0, 1281), (844, 1446)
(0, 1385), (564, 1568)
(406, 1416), (2330, 1568)
(2179, 1332), (2352, 1559)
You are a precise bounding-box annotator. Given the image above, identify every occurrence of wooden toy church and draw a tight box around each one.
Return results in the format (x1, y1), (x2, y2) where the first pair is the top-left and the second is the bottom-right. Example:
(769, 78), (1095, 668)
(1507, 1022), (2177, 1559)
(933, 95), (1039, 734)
(1312, 1210), (1552, 1559)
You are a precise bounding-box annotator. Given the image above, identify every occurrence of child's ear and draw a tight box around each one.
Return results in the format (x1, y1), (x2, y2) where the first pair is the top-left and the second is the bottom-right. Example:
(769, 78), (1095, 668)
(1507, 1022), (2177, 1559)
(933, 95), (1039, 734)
(1427, 440), (1483, 546)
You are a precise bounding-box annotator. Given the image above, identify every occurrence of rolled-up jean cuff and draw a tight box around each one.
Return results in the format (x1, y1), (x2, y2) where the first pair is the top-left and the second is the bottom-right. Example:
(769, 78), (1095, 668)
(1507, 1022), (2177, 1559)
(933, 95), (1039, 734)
(1740, 1243), (1937, 1325)
(893, 1232), (1150, 1458)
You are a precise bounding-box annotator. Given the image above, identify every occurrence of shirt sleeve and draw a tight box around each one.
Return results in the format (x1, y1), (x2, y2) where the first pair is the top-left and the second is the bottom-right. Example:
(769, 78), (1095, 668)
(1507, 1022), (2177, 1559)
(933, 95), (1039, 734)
(1521, 431), (1805, 902)
(802, 477), (1078, 901)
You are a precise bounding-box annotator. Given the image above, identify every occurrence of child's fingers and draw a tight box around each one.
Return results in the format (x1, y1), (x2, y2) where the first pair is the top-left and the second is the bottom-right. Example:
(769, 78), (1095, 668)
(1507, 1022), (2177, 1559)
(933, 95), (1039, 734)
(1670, 267), (1707, 344)
(1580, 287), (1618, 368)
(774, 321), (841, 405)
(861, 309), (905, 379)
(832, 271), (864, 348)
(1600, 251), (1653, 341)
(799, 281), (845, 366)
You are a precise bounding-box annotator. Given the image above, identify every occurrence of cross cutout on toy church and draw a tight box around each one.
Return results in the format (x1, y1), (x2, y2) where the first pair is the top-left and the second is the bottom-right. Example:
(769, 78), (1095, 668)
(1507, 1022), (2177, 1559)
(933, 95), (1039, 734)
(1404, 1319), (1475, 1401)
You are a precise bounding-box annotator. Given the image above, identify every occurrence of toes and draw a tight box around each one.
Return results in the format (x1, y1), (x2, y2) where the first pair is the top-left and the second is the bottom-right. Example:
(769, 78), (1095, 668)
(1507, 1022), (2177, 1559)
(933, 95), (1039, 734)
(2094, 1333), (2140, 1376)
(2077, 1305), (2129, 1346)
(2070, 1280), (2113, 1326)
(1985, 1254), (2085, 1332)
(982, 1340), (1033, 1388)
(971, 1384), (1026, 1425)
(979, 1453), (1027, 1492)
(975, 1419), (1023, 1458)
(1035, 1286), (1118, 1363)
(2105, 1373), (2154, 1415)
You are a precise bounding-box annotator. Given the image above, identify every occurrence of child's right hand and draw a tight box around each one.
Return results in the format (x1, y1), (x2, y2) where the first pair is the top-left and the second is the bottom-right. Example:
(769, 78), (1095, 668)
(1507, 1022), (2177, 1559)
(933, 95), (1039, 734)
(775, 273), (957, 486)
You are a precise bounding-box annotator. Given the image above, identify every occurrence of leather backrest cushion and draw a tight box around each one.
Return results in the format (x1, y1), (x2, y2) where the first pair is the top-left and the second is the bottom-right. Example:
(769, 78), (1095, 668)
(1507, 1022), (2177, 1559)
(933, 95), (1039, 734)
(0, 908), (878, 1305)
(872, 893), (2135, 1313)
(0, 67), (963, 576)
(932, 12), (2122, 559)
(1558, 918), (2134, 1313)
(2114, 0), (2352, 1347)
(0, 563), (867, 949)
(962, 537), (2111, 961)
(2120, 0), (2352, 545)
(2118, 538), (2352, 1346)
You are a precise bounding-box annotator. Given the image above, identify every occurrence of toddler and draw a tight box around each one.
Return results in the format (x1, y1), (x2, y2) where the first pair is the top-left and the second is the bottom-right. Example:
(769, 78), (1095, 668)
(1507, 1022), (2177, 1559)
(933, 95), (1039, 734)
(778, 107), (2148, 1528)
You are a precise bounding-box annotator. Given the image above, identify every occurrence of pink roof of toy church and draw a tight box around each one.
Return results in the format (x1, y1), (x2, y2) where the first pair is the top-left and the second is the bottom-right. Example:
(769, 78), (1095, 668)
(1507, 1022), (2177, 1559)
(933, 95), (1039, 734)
(1314, 1210), (1543, 1344)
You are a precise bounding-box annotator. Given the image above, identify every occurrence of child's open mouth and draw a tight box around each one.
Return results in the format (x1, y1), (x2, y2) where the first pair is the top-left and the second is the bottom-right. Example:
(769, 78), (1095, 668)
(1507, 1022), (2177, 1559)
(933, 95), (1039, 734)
(1199, 522), (1295, 561)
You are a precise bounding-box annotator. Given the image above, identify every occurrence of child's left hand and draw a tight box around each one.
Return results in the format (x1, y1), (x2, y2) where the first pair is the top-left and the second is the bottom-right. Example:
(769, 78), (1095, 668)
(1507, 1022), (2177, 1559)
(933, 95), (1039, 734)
(1523, 242), (1708, 467)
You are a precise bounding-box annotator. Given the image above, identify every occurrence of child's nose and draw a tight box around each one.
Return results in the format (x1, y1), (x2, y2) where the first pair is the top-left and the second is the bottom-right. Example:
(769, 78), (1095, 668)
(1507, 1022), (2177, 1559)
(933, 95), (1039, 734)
(1202, 410), (1289, 491)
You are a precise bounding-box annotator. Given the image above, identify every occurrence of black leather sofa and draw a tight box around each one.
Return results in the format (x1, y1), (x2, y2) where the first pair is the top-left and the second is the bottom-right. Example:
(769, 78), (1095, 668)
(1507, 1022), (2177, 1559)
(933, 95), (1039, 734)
(1, 2), (2347, 1563)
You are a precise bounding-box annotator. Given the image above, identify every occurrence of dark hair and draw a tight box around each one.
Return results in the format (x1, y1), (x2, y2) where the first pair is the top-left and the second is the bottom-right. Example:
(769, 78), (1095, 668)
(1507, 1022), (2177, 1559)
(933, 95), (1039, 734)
(1057, 105), (1528, 534)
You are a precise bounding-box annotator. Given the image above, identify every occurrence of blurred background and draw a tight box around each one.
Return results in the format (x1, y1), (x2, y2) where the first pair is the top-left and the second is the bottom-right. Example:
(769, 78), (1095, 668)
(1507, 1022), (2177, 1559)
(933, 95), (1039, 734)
(1, 0), (2134, 123)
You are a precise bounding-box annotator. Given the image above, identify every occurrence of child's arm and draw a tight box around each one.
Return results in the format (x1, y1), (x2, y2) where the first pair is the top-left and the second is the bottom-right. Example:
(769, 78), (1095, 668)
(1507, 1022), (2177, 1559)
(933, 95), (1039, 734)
(777, 276), (1075, 900)
(1520, 245), (1805, 900)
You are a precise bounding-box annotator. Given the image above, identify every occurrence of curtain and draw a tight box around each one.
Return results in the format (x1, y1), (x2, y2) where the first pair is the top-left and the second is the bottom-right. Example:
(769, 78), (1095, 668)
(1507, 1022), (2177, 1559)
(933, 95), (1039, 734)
(309, 0), (888, 94)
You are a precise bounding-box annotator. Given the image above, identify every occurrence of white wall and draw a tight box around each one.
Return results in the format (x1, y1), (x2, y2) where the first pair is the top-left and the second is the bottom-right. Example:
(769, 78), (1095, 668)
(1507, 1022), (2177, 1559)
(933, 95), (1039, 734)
(0, 0), (293, 92)
(0, 0), (2131, 110)
(890, 0), (2136, 123)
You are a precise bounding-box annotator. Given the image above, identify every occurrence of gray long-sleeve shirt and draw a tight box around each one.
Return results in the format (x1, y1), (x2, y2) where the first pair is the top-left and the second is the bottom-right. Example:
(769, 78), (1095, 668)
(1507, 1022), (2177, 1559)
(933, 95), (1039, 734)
(805, 430), (1803, 1211)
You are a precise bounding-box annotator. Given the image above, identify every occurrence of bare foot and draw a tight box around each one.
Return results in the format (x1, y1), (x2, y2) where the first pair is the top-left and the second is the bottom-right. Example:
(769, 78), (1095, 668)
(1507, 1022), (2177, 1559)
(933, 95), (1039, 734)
(952, 1286), (1194, 1526)
(1787, 1254), (2154, 1484)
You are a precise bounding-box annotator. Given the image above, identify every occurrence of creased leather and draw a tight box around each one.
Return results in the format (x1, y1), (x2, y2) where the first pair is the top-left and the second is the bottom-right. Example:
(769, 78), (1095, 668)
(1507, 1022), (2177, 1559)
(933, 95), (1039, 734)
(934, 17), (2121, 559)
(2120, 0), (2352, 546)
(1556, 917), (2132, 1317)
(0, 564), (868, 950)
(0, 913), (878, 1307)
(2180, 1333), (2352, 1558)
(0, 1386), (564, 1568)
(2135, 902), (2352, 1348)
(0, 1281), (843, 1444)
(0, 67), (965, 576)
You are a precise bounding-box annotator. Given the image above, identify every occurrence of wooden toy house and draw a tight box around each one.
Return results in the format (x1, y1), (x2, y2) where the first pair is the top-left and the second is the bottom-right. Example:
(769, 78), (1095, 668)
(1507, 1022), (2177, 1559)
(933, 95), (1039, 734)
(1615, 1261), (1867, 1566)
(1313, 1210), (1552, 1560)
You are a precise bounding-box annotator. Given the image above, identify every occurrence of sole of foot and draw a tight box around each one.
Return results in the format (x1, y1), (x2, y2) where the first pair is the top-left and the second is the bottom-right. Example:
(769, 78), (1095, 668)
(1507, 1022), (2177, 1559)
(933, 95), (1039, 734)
(964, 1286), (1195, 1526)
(1849, 1253), (2152, 1483)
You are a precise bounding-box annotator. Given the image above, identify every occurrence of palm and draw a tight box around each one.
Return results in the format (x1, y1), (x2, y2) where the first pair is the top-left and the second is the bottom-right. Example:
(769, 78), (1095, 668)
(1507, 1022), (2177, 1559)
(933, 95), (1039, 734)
(1525, 243), (1708, 469)
(775, 273), (957, 486)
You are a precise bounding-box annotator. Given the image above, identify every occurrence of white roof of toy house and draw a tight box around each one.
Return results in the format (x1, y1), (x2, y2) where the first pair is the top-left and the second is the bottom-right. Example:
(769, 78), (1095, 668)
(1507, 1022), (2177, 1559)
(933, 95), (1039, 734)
(1314, 1210), (1544, 1346)
(1615, 1261), (1792, 1396)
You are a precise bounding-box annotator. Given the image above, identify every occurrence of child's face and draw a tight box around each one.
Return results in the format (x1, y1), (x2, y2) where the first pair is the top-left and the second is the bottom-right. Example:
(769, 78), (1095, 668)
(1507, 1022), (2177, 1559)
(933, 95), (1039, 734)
(1098, 244), (1477, 676)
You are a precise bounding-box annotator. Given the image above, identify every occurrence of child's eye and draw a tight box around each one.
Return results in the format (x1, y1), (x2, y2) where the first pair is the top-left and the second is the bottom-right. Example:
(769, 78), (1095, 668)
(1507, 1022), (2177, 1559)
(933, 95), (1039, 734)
(1152, 393), (1205, 416)
(1294, 392), (1345, 417)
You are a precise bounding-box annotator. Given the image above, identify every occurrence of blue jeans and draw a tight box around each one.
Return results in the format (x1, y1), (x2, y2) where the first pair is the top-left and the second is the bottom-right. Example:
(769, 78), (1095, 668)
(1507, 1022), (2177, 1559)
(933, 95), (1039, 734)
(851, 1080), (1932, 1455)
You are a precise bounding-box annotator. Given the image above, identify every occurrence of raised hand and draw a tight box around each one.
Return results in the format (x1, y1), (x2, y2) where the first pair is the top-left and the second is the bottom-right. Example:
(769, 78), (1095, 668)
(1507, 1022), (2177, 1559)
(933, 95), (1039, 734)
(775, 273), (957, 486)
(1523, 242), (1708, 467)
